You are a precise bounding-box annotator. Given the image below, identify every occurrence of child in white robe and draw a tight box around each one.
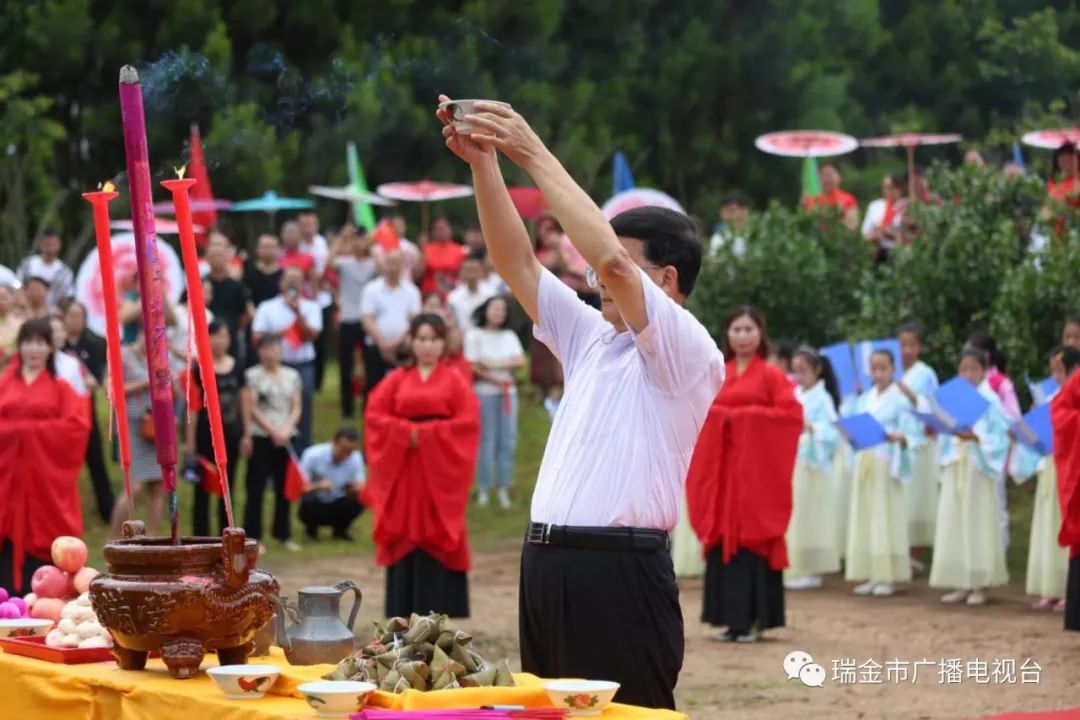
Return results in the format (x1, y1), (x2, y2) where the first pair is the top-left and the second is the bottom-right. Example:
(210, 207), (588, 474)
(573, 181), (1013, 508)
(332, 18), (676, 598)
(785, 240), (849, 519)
(896, 323), (940, 563)
(785, 347), (842, 589)
(1009, 347), (1072, 610)
(845, 349), (916, 597)
(929, 349), (1010, 605)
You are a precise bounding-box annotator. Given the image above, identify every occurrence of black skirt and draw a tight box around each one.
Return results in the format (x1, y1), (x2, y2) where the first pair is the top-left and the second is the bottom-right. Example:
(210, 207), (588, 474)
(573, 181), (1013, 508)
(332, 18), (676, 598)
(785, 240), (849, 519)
(385, 550), (470, 619)
(1066, 554), (1080, 631)
(702, 544), (785, 633)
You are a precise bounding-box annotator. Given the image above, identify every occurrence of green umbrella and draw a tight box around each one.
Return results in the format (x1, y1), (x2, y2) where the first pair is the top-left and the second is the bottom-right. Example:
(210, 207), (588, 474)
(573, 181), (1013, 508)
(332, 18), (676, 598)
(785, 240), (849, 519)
(347, 142), (377, 231)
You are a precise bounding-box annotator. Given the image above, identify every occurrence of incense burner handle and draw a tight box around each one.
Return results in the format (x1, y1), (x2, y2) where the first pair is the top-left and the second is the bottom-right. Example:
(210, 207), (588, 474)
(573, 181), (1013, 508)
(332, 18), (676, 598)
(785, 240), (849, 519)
(220, 527), (250, 589)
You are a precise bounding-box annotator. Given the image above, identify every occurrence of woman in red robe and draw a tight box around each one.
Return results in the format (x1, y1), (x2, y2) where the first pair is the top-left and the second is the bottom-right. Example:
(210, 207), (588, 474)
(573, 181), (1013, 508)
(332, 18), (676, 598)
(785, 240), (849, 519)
(0, 318), (91, 592)
(1053, 349), (1080, 630)
(365, 312), (480, 618)
(686, 307), (803, 642)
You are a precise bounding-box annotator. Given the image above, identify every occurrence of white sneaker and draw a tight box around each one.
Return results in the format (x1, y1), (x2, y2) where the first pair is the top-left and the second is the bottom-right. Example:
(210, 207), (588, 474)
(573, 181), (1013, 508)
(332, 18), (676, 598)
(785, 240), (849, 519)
(497, 487), (512, 510)
(477, 491), (490, 508)
(784, 576), (823, 590)
(941, 590), (968, 604)
(282, 540), (302, 552)
(734, 631), (759, 643)
(966, 590), (987, 606)
(853, 581), (875, 595)
(871, 583), (894, 597)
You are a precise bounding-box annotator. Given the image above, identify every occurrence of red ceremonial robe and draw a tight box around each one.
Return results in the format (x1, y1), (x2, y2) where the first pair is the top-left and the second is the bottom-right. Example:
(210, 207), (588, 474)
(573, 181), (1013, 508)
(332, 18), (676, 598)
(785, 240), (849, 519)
(1053, 370), (1080, 558)
(0, 359), (91, 591)
(364, 361), (480, 572)
(686, 356), (803, 571)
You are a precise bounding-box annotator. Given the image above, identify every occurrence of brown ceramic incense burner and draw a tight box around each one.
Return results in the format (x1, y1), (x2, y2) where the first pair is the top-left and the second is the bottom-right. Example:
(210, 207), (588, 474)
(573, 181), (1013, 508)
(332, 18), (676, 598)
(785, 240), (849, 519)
(88, 521), (279, 679)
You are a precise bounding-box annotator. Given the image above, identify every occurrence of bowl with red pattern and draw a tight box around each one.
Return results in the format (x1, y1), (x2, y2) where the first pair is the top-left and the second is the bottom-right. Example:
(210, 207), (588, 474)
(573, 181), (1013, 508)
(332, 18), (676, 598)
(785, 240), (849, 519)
(543, 680), (620, 717)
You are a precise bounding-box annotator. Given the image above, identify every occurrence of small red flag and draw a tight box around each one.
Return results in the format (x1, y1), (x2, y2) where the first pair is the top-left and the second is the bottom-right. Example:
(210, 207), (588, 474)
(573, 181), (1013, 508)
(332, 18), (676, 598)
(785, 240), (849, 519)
(284, 452), (309, 502)
(197, 456), (223, 496)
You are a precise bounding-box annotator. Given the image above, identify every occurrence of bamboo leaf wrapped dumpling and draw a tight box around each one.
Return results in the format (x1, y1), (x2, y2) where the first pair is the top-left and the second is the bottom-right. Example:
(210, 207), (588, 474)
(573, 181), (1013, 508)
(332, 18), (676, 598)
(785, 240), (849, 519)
(397, 660), (431, 690)
(403, 615), (439, 644)
(493, 660), (516, 687)
(431, 667), (461, 691)
(379, 669), (404, 693)
(324, 655), (360, 682)
(430, 645), (466, 678)
(449, 643), (479, 673)
(459, 666), (498, 687)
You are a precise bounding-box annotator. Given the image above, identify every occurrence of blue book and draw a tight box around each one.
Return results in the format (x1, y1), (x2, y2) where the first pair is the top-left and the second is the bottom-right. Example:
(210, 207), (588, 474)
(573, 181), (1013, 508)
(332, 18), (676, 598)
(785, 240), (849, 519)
(1027, 376), (1059, 407)
(855, 338), (903, 391)
(911, 376), (991, 433)
(1012, 403), (1053, 456)
(836, 412), (889, 450)
(822, 342), (858, 399)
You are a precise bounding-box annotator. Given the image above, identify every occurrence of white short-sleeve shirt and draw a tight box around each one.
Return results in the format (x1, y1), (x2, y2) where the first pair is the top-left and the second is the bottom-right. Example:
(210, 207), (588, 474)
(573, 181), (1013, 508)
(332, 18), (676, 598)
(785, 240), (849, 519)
(252, 296), (323, 364)
(530, 267), (724, 530)
(360, 278), (421, 345)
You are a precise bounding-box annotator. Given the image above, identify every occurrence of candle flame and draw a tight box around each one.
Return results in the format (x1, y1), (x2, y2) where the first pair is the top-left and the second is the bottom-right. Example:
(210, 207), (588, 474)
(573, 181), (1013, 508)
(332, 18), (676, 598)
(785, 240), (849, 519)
(176, 165), (187, 180)
(101, 181), (116, 192)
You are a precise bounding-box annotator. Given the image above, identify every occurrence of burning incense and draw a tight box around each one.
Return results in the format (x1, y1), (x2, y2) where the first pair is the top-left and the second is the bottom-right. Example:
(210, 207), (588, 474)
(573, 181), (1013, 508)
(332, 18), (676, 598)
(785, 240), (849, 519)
(118, 65), (180, 543)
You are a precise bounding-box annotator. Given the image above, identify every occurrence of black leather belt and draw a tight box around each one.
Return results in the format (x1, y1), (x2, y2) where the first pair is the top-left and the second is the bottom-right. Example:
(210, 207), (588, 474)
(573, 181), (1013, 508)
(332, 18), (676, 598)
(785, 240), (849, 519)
(526, 522), (670, 551)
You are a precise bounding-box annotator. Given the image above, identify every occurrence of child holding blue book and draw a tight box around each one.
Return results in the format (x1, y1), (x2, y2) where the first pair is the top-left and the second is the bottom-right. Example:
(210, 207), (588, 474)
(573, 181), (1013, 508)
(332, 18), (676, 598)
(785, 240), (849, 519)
(895, 323), (940, 564)
(929, 350), (1011, 605)
(845, 349), (916, 597)
(1010, 347), (1078, 611)
(785, 348), (842, 589)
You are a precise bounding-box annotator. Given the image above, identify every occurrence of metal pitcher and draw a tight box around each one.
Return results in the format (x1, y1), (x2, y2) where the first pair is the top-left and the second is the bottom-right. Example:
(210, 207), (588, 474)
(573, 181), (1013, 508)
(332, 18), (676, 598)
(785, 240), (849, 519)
(275, 580), (362, 665)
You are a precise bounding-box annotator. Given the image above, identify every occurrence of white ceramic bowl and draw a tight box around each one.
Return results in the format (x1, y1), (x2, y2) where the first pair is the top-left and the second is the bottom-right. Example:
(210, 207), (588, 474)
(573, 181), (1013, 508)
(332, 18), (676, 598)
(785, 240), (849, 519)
(297, 680), (377, 718)
(544, 680), (621, 717)
(0, 618), (53, 638)
(438, 98), (511, 133)
(206, 664), (282, 699)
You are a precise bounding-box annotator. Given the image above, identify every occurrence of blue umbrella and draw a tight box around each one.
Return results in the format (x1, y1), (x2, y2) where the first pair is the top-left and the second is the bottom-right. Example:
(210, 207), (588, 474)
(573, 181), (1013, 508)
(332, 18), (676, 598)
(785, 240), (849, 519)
(229, 191), (314, 213)
(613, 151), (635, 196)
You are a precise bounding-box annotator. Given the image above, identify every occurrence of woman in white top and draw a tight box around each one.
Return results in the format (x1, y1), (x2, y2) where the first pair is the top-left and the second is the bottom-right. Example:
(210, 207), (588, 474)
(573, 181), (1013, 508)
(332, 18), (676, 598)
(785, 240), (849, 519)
(464, 296), (525, 509)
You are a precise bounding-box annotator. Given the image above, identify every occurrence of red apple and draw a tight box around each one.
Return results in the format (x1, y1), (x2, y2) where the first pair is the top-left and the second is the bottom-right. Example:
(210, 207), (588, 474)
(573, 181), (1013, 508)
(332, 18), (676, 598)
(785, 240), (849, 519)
(30, 597), (64, 623)
(72, 567), (99, 595)
(30, 565), (69, 599)
(50, 536), (88, 575)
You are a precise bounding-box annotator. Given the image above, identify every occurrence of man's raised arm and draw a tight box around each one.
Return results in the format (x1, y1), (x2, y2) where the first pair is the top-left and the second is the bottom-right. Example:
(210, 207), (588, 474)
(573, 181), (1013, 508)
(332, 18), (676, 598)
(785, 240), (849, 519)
(438, 95), (542, 324)
(465, 102), (648, 334)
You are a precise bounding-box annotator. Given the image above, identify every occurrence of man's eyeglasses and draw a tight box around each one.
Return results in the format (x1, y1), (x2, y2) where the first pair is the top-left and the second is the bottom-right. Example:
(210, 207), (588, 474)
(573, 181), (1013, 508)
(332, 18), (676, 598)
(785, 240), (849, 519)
(585, 264), (663, 289)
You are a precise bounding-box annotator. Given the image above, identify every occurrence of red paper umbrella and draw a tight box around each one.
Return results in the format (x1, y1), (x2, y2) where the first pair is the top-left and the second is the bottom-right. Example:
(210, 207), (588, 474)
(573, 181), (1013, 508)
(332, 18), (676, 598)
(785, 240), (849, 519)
(601, 188), (685, 220)
(860, 132), (963, 195)
(507, 186), (546, 219)
(755, 130), (859, 158)
(1021, 128), (1080, 150)
(376, 180), (474, 232)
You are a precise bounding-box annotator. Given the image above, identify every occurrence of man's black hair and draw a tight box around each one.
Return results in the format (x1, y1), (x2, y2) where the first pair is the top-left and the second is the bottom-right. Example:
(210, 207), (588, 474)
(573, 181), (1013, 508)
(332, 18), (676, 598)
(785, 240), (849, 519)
(465, 246), (487, 263)
(609, 207), (703, 297)
(719, 193), (749, 208)
(41, 227), (60, 238)
(334, 427), (360, 442)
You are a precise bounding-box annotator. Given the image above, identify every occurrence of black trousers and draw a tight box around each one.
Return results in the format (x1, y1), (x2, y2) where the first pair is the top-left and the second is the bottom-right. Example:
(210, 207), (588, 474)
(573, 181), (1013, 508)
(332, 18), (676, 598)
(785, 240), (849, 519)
(299, 495), (365, 534)
(314, 304), (335, 391)
(243, 436), (291, 542)
(702, 544), (785, 634)
(84, 396), (114, 523)
(519, 541), (683, 710)
(361, 342), (394, 398)
(191, 427), (241, 537)
(386, 549), (470, 619)
(0, 540), (48, 595)
(338, 321), (366, 419)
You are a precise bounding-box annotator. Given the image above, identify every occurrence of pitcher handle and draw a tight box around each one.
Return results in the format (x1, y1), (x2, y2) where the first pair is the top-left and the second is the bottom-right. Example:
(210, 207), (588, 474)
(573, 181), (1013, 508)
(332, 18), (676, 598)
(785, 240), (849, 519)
(335, 580), (363, 632)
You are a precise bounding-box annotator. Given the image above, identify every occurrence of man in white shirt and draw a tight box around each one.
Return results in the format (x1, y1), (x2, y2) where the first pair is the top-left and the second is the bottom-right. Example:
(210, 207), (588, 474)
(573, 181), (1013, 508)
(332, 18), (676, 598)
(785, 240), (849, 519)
(447, 250), (495, 331)
(440, 99), (723, 710)
(252, 267), (323, 450)
(17, 228), (75, 307)
(360, 250), (421, 396)
(298, 427), (366, 541)
(299, 211), (334, 391)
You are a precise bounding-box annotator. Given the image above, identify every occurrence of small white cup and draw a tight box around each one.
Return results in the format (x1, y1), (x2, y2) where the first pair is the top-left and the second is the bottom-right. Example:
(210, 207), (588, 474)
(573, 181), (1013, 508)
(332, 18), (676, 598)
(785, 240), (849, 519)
(206, 664), (281, 700)
(543, 679), (621, 717)
(439, 99), (511, 134)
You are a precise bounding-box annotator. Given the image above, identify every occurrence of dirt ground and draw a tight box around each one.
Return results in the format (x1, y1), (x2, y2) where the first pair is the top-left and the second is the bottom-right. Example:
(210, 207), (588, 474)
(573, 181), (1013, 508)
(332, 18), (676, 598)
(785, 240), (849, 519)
(264, 542), (1077, 720)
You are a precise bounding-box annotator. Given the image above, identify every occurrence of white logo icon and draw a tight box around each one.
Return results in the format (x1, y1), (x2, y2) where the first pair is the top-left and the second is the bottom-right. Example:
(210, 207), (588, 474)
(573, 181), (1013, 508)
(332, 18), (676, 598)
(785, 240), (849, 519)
(783, 650), (825, 687)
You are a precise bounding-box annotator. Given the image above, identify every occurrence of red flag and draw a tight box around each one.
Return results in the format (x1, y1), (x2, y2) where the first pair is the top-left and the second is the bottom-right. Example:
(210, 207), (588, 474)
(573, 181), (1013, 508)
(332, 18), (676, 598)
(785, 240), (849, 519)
(372, 219), (400, 251)
(189, 124), (217, 247)
(283, 321), (304, 350)
(284, 446), (309, 502)
(197, 455), (223, 496)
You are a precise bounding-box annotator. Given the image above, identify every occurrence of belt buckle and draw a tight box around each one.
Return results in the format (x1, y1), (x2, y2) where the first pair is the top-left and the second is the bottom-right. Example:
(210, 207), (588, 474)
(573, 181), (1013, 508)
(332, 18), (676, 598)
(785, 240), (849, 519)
(528, 523), (552, 545)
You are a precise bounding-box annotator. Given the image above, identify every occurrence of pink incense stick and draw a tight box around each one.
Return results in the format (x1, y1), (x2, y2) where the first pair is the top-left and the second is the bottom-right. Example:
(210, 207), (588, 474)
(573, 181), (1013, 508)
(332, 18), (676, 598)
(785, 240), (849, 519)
(118, 65), (180, 543)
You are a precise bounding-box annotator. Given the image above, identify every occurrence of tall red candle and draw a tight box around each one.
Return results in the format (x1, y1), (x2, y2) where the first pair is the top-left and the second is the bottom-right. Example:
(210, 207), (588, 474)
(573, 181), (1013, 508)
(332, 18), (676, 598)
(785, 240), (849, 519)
(81, 184), (134, 500)
(162, 173), (235, 528)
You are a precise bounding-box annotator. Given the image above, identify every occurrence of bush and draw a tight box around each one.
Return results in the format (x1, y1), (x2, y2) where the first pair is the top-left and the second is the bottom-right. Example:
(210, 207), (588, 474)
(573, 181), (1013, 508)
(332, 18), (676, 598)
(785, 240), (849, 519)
(690, 203), (872, 347)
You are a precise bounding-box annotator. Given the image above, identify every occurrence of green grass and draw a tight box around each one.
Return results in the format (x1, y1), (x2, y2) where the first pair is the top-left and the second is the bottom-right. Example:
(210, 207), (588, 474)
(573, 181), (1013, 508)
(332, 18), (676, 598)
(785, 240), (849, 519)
(79, 361), (552, 569)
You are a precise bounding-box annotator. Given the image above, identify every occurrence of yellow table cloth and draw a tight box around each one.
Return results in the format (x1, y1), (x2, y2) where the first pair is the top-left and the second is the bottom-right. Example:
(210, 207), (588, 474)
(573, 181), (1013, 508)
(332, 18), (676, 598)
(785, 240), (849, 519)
(0, 647), (686, 720)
